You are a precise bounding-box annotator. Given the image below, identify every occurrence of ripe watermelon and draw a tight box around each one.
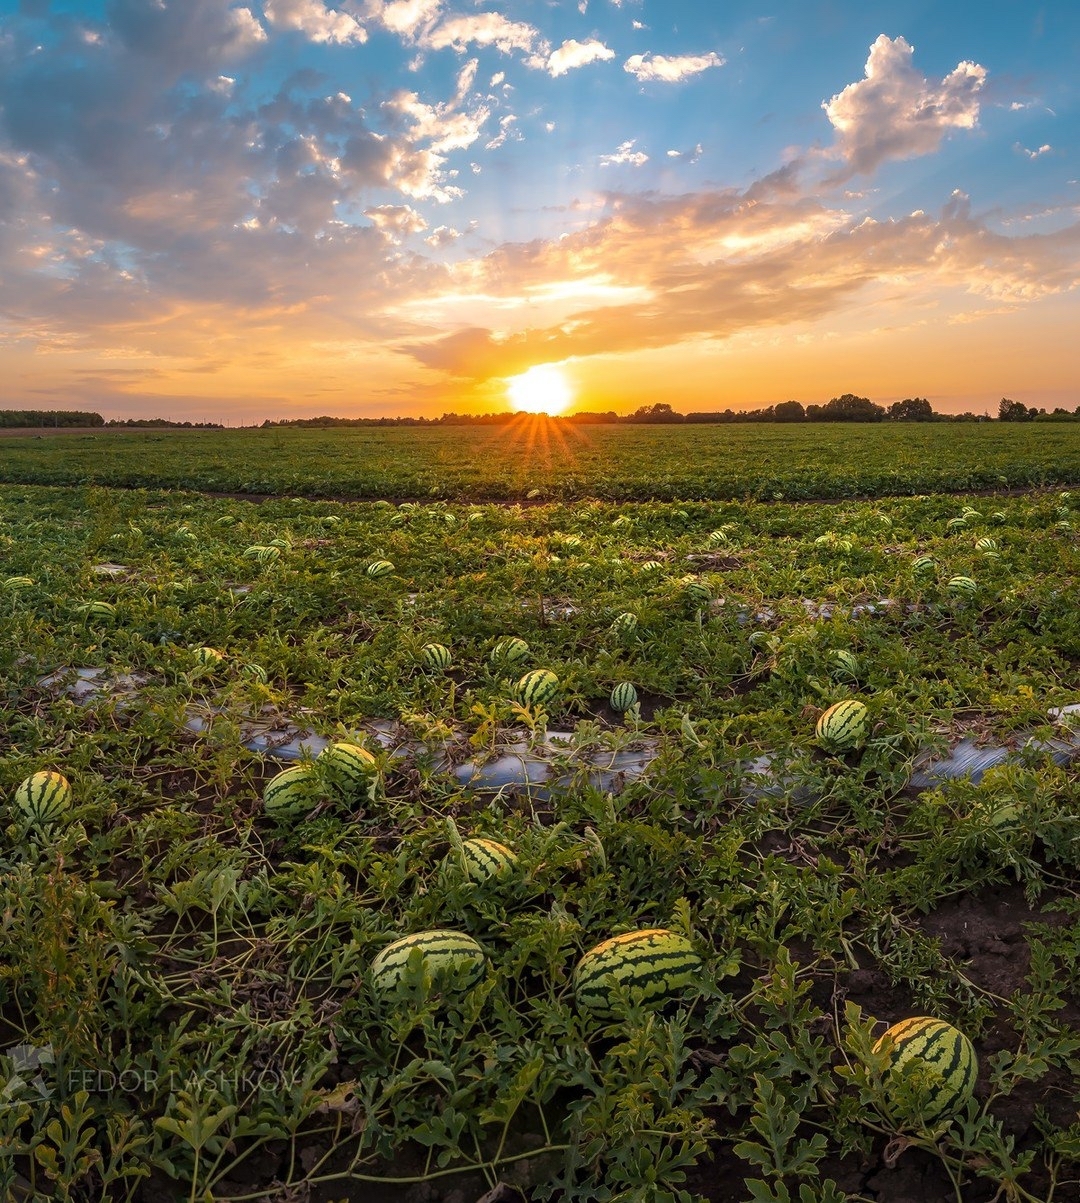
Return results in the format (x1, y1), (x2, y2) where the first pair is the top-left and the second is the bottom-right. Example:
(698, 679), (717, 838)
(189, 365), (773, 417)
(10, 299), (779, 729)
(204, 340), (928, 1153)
(517, 669), (559, 708)
(610, 612), (639, 636)
(573, 929), (703, 1016)
(263, 764), (320, 818)
(366, 560), (395, 578)
(491, 636), (530, 665)
(946, 575), (978, 599)
(815, 699), (869, 751)
(420, 642), (452, 671)
(874, 1016), (977, 1123)
(318, 741), (378, 799)
(370, 930), (487, 994)
(609, 682), (639, 713)
(459, 837), (518, 883)
(14, 771), (72, 825)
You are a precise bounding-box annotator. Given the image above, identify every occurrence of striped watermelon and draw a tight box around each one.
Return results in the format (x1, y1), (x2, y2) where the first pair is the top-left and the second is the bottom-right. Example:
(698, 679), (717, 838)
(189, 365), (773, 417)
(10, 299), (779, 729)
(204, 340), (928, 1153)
(610, 682), (638, 713)
(318, 741), (378, 798)
(263, 764), (320, 818)
(366, 560), (395, 578)
(874, 1017), (977, 1123)
(4, 576), (34, 590)
(815, 699), (869, 751)
(193, 647), (225, 667)
(76, 601), (116, 621)
(491, 636), (530, 665)
(421, 642), (452, 671)
(975, 537), (998, 553)
(911, 555), (937, 575)
(828, 650), (860, 681)
(681, 577), (710, 608)
(14, 771), (72, 824)
(517, 669), (559, 708)
(459, 837), (518, 882)
(573, 929), (703, 1016)
(241, 663), (269, 683)
(707, 529), (730, 546)
(610, 612), (638, 636)
(371, 930), (486, 994)
(640, 560), (663, 572)
(947, 575), (978, 598)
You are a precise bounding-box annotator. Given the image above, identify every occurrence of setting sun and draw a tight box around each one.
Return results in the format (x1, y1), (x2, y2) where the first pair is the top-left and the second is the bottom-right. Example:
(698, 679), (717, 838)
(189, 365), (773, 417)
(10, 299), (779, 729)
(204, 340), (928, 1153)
(506, 364), (573, 415)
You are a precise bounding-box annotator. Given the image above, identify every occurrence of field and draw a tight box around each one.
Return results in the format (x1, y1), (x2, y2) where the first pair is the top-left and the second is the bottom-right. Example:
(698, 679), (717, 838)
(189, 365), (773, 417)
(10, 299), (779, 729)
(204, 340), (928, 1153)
(2, 429), (1080, 1203)
(2, 420), (1080, 500)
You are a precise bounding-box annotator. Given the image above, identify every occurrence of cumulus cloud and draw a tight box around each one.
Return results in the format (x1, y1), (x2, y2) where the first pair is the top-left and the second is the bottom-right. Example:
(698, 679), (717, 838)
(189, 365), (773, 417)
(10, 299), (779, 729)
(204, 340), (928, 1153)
(624, 51), (723, 83)
(542, 38), (615, 77)
(1015, 142), (1052, 159)
(366, 0), (443, 37)
(822, 35), (986, 178)
(600, 139), (648, 166)
(365, 203), (427, 239)
(262, 0), (367, 43)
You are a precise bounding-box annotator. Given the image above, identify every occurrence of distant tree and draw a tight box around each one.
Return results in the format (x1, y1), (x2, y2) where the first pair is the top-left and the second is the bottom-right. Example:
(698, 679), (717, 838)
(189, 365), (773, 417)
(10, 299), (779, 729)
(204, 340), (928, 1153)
(998, 397), (1035, 422)
(625, 402), (684, 423)
(813, 394), (886, 422)
(773, 400), (806, 422)
(888, 397), (935, 422)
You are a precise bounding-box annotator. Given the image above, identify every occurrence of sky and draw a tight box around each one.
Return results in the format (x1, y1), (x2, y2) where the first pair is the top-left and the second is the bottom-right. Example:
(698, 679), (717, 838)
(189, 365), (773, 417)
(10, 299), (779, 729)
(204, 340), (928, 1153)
(0, 0), (1077, 422)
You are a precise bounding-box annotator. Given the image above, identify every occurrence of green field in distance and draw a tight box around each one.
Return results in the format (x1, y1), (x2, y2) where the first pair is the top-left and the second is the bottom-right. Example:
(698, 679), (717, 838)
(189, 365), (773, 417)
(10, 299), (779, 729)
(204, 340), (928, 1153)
(2, 420), (1078, 500)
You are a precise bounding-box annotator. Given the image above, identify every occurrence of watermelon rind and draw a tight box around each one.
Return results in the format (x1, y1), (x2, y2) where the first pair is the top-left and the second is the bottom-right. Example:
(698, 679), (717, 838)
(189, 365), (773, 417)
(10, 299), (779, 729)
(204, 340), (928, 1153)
(815, 700), (868, 751)
(517, 669), (559, 708)
(318, 741), (378, 800)
(459, 837), (518, 883)
(263, 764), (320, 818)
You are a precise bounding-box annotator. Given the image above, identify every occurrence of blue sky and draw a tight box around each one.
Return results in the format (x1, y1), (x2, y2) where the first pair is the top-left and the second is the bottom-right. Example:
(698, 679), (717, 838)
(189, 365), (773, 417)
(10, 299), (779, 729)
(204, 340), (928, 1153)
(0, 0), (1076, 419)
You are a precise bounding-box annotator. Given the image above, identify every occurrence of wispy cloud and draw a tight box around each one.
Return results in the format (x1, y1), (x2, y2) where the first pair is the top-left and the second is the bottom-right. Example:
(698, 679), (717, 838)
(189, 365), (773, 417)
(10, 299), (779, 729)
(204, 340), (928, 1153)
(600, 139), (648, 166)
(624, 51), (724, 83)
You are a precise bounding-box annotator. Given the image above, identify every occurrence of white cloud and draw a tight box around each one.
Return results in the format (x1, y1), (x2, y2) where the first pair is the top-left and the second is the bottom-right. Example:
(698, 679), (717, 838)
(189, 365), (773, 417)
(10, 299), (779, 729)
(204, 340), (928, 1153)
(425, 224), (462, 247)
(1015, 142), (1052, 159)
(367, 0), (442, 37)
(543, 38), (614, 77)
(600, 139), (648, 167)
(624, 51), (723, 82)
(424, 12), (540, 55)
(822, 35), (986, 178)
(262, 0), (366, 44)
(485, 113), (518, 151)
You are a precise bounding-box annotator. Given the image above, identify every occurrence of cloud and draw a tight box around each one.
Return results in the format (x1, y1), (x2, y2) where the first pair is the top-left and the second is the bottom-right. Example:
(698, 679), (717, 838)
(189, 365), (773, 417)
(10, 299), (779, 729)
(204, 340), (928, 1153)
(822, 35), (986, 178)
(423, 12), (540, 55)
(365, 203), (428, 239)
(624, 51), (723, 83)
(542, 38), (615, 77)
(366, 0), (443, 37)
(262, 0), (367, 43)
(402, 186), (1080, 381)
(1015, 142), (1052, 159)
(600, 139), (648, 167)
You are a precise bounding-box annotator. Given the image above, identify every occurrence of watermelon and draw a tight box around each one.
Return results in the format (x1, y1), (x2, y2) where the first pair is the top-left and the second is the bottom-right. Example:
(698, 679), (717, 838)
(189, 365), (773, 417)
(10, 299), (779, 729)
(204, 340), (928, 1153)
(610, 682), (639, 713)
(76, 601), (116, 621)
(681, 577), (710, 608)
(946, 575), (978, 599)
(366, 560), (395, 578)
(241, 663), (269, 683)
(4, 576), (34, 590)
(420, 642), (452, 672)
(193, 647), (225, 667)
(974, 537), (997, 552)
(573, 928), (703, 1016)
(610, 612), (638, 636)
(517, 669), (559, 708)
(318, 741), (378, 799)
(874, 1016), (977, 1123)
(263, 764), (320, 818)
(947, 517), (968, 532)
(491, 636), (530, 665)
(14, 771), (72, 825)
(707, 529), (730, 546)
(370, 930), (486, 994)
(815, 699), (869, 751)
(828, 650), (859, 680)
(640, 560), (663, 572)
(911, 555), (937, 575)
(459, 837), (518, 882)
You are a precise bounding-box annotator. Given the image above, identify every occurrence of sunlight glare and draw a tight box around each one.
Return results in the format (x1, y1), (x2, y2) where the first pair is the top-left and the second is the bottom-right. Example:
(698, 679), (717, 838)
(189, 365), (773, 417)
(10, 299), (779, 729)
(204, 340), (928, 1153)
(506, 364), (573, 415)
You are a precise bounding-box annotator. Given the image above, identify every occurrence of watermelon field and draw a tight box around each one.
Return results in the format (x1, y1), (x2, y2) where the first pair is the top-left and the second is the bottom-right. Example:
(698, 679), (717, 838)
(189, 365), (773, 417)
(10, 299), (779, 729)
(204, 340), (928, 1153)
(3, 429), (1080, 1203)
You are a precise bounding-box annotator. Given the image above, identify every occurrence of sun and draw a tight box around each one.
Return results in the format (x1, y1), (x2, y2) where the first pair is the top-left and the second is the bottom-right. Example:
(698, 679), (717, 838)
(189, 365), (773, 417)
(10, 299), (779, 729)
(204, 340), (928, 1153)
(506, 364), (573, 415)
